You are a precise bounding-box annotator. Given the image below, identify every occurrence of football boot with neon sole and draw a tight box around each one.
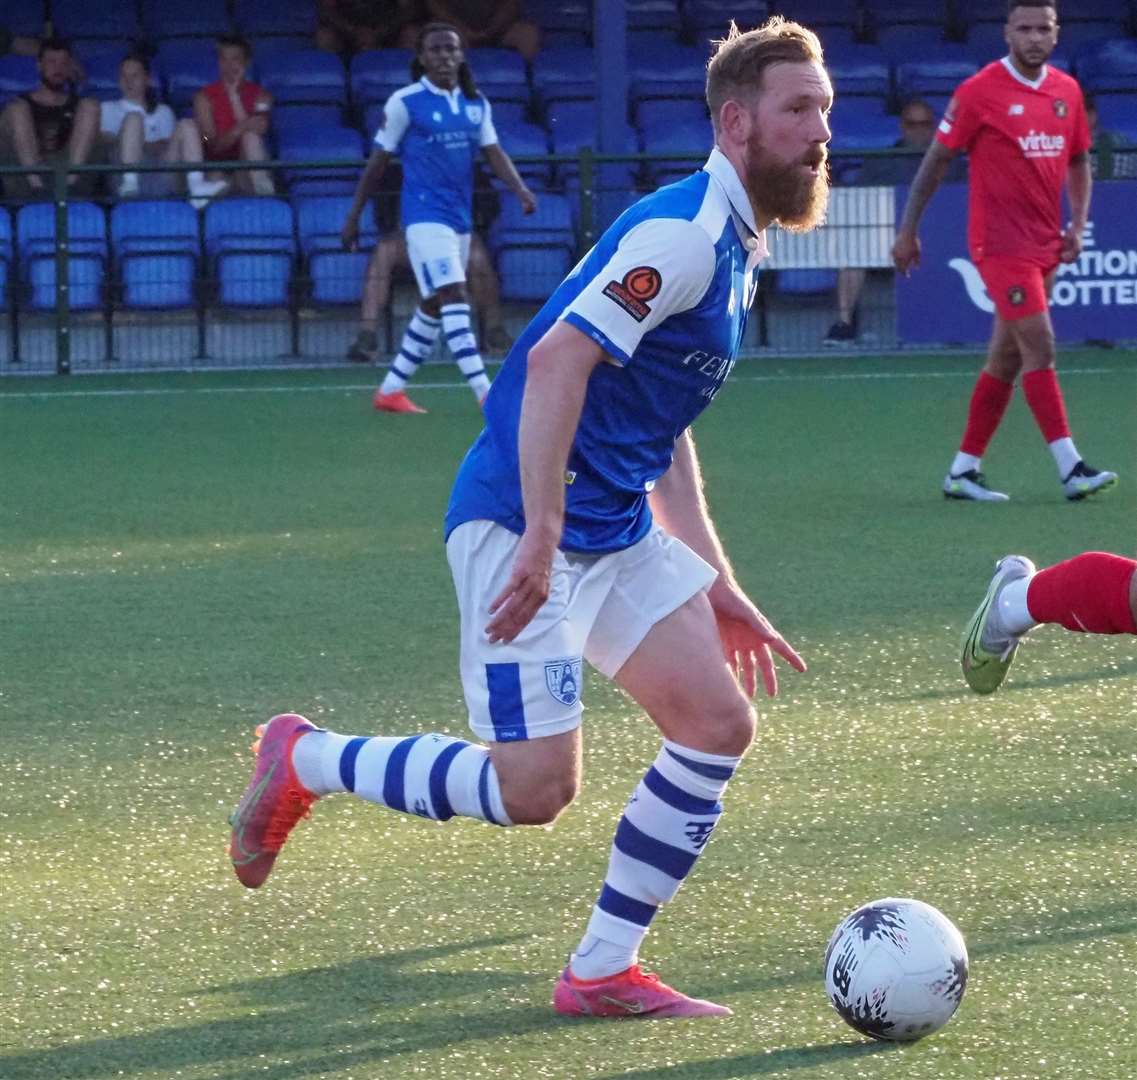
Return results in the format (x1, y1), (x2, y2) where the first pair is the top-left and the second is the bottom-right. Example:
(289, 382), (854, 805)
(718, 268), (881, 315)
(228, 713), (319, 888)
(552, 964), (732, 1019)
(943, 469), (1009, 502)
(373, 389), (427, 414)
(1062, 461), (1118, 501)
(960, 555), (1037, 694)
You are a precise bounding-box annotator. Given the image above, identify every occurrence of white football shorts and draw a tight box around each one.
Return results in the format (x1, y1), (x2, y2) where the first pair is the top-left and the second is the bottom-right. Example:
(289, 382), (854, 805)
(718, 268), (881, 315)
(404, 222), (471, 297)
(446, 520), (718, 743)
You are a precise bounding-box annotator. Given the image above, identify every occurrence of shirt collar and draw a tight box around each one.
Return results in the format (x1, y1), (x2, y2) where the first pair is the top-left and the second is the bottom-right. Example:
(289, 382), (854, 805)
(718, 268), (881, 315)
(1001, 55), (1048, 90)
(703, 147), (768, 266)
(420, 76), (461, 103)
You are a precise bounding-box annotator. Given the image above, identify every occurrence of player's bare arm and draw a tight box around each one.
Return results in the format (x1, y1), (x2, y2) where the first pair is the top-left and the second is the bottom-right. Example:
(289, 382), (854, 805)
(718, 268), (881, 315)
(648, 430), (806, 698)
(482, 142), (537, 214)
(485, 321), (605, 643)
(342, 147), (391, 250)
(893, 140), (960, 274)
(1061, 152), (1092, 263)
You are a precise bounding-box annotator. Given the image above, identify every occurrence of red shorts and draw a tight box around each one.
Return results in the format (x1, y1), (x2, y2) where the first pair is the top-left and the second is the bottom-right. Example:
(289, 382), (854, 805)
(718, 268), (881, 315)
(976, 256), (1056, 321)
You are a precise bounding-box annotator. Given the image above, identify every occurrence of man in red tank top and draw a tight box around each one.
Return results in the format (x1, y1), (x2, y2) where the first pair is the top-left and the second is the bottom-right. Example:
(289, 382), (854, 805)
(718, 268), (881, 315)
(193, 35), (274, 195)
(892, 2), (1118, 504)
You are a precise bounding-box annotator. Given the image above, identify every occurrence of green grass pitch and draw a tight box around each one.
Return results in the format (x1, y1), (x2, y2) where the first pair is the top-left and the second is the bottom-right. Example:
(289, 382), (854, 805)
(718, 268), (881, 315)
(1, 350), (1135, 1080)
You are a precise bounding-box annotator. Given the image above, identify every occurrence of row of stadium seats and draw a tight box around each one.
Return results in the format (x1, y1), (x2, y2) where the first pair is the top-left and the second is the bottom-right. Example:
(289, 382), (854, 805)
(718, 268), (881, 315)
(9, 1), (1137, 46)
(0, 195), (580, 311)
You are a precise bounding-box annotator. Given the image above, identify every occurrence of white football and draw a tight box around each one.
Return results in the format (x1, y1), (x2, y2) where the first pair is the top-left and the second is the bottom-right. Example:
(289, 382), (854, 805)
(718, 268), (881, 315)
(824, 897), (969, 1042)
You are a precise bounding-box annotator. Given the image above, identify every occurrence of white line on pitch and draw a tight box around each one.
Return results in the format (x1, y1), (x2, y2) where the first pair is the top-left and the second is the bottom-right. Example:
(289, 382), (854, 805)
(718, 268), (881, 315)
(0, 366), (1124, 400)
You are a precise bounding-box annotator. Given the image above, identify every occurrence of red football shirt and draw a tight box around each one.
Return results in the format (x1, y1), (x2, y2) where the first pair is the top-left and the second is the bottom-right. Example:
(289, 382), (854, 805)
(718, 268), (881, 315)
(936, 58), (1090, 264)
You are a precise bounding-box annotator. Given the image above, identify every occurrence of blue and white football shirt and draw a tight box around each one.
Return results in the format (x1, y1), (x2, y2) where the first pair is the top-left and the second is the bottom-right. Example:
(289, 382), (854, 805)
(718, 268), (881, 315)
(446, 148), (769, 554)
(375, 76), (498, 233)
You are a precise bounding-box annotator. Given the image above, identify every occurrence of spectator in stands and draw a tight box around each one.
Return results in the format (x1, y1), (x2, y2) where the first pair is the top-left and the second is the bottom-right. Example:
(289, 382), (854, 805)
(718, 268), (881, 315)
(1, 25), (40, 60)
(1084, 94), (1136, 180)
(341, 21), (536, 412)
(823, 97), (966, 346)
(101, 54), (229, 208)
(0, 38), (99, 199)
(315, 0), (425, 55)
(193, 35), (274, 196)
(423, 1), (541, 62)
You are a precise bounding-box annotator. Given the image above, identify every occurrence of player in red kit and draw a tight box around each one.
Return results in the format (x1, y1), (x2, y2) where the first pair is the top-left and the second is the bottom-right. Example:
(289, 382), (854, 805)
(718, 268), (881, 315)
(893, 1), (1118, 503)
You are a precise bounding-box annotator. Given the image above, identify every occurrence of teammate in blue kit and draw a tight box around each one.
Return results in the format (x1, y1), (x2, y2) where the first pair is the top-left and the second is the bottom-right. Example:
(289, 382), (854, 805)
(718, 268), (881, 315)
(341, 22), (536, 413)
(231, 18), (830, 1018)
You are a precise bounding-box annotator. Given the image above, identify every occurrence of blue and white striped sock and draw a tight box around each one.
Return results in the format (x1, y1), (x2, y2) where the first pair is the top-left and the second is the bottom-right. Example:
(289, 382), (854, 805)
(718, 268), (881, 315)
(441, 302), (490, 399)
(570, 739), (740, 980)
(291, 730), (511, 825)
(379, 308), (441, 394)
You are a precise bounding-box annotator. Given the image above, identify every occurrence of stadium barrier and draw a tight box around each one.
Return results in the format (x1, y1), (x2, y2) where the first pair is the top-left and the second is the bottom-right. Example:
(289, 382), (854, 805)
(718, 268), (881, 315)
(1, 147), (1134, 374)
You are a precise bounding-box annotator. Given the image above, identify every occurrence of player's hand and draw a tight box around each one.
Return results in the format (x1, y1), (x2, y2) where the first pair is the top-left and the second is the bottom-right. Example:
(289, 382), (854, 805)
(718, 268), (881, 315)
(1059, 226), (1083, 264)
(341, 217), (360, 252)
(707, 579), (806, 698)
(485, 530), (557, 644)
(518, 186), (538, 215)
(892, 230), (921, 275)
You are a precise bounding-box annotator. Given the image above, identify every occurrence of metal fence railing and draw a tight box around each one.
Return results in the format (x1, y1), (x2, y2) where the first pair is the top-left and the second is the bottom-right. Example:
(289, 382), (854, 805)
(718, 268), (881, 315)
(2, 146), (1134, 374)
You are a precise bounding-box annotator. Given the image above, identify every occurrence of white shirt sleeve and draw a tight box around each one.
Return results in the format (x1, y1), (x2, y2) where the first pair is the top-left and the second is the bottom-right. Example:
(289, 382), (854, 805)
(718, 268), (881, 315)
(100, 99), (124, 137)
(560, 217), (717, 364)
(373, 91), (410, 152)
(478, 97), (497, 148)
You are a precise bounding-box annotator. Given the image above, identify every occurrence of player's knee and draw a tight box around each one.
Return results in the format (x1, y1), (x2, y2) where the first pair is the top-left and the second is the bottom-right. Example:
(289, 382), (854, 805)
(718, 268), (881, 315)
(692, 696), (757, 758)
(501, 774), (578, 826)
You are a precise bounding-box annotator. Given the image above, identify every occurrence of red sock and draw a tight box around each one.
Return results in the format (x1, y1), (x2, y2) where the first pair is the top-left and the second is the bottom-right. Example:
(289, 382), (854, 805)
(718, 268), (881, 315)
(1027, 553), (1137, 635)
(1021, 368), (1071, 443)
(959, 371), (1014, 456)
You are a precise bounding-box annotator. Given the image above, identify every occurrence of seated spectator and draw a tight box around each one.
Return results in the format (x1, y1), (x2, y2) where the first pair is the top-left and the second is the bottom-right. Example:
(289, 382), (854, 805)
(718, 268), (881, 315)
(824, 97), (967, 346)
(192, 35), (274, 196)
(423, 1), (540, 61)
(1085, 94), (1136, 181)
(315, 0), (425, 55)
(1, 25), (42, 60)
(101, 53), (229, 208)
(0, 38), (99, 199)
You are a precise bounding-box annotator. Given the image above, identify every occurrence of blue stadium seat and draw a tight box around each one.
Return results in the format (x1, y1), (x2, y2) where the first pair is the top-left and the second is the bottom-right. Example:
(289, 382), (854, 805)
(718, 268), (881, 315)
(204, 198), (295, 307)
(273, 104), (347, 146)
(6, 0), (45, 38)
(0, 210), (12, 310)
(532, 46), (596, 106)
(896, 51), (979, 97)
(487, 100), (530, 131)
(524, 0), (591, 47)
(246, 35), (315, 60)
(234, 0), (318, 37)
(156, 40), (218, 111)
(547, 100), (638, 187)
(629, 42), (707, 115)
(111, 201), (200, 309)
(53, 0), (139, 40)
(489, 192), (576, 302)
(685, 0), (769, 36)
(467, 48), (531, 107)
(261, 50), (347, 105)
(279, 126), (363, 197)
(0, 55), (37, 107)
(638, 100), (711, 186)
(627, 0), (682, 34)
(350, 50), (414, 107)
(777, 269), (838, 295)
(17, 202), (107, 312)
(876, 25), (949, 60)
(144, 0), (232, 39)
(826, 46), (891, 97)
(295, 195), (377, 305)
(827, 96), (898, 151)
(495, 119), (553, 185)
(1095, 93), (1137, 143)
(1077, 40), (1137, 93)
(783, 0), (863, 28)
(76, 44), (133, 103)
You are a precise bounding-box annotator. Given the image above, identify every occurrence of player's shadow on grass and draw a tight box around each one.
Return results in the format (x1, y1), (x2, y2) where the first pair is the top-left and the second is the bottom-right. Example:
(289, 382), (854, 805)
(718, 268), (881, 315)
(594, 1039), (889, 1079)
(0, 934), (565, 1080)
(892, 661), (1137, 703)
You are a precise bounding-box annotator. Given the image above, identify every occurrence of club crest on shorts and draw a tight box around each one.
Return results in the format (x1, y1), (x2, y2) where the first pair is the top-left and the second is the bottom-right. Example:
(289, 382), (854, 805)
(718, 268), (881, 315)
(544, 657), (582, 706)
(1008, 284), (1026, 306)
